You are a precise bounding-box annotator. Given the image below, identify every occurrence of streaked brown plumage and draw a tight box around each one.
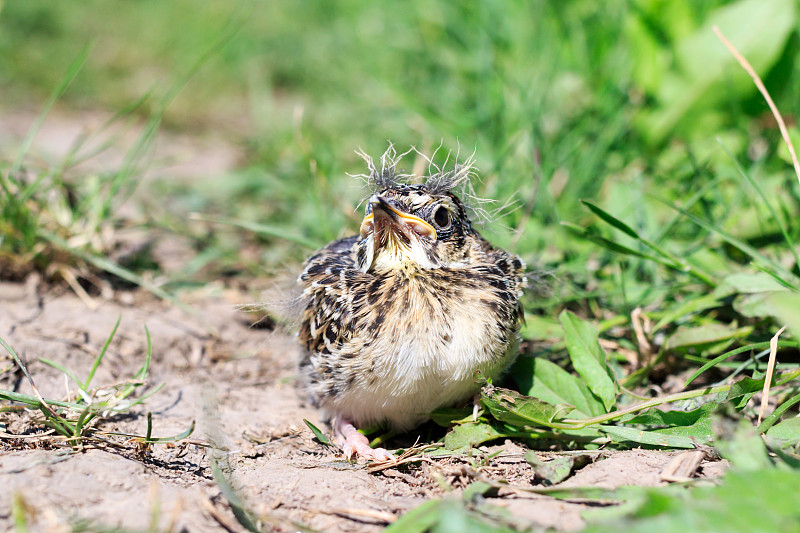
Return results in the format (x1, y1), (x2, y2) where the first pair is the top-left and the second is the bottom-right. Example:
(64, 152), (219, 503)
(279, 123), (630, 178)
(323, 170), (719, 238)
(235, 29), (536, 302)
(298, 147), (525, 460)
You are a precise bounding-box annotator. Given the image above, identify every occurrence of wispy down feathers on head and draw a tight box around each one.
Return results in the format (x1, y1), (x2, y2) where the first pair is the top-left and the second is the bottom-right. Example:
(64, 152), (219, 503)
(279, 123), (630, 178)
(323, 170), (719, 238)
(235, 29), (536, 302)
(354, 143), (477, 194)
(353, 143), (499, 224)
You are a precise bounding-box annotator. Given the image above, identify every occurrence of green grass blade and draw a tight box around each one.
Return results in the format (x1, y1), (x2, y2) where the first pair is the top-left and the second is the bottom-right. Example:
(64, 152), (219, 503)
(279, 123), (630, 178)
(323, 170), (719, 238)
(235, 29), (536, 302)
(0, 337), (63, 421)
(11, 45), (90, 174)
(73, 406), (94, 438)
(758, 391), (800, 433)
(118, 327), (153, 401)
(40, 407), (73, 438)
(658, 198), (800, 290)
(210, 458), (262, 533)
(40, 231), (186, 308)
(133, 419), (195, 444)
(194, 214), (323, 249)
(0, 389), (86, 411)
(653, 174), (727, 244)
(580, 199), (640, 239)
(578, 201), (716, 285)
(684, 341), (800, 387)
(102, 16), (245, 219)
(652, 293), (722, 333)
(561, 222), (668, 264)
(303, 419), (332, 446)
(136, 326), (152, 381)
(83, 315), (122, 390)
(125, 382), (166, 409)
(718, 139), (800, 269)
(38, 358), (85, 393)
(54, 90), (153, 179)
(751, 263), (800, 291)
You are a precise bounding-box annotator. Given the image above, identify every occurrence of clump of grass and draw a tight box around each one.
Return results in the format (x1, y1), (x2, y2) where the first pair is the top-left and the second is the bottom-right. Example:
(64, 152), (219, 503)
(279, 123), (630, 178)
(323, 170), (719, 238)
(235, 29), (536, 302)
(1, 17), (240, 303)
(0, 317), (194, 450)
(0, 47), (168, 303)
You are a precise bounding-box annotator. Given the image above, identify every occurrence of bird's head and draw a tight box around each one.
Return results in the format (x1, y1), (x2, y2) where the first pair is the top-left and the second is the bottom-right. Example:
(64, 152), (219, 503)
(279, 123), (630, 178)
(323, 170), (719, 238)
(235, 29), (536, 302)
(355, 183), (475, 272)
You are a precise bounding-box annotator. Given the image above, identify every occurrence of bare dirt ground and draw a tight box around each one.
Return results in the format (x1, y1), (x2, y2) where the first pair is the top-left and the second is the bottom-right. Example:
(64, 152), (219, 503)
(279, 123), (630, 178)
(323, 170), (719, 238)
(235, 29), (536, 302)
(0, 280), (728, 532)
(0, 109), (728, 532)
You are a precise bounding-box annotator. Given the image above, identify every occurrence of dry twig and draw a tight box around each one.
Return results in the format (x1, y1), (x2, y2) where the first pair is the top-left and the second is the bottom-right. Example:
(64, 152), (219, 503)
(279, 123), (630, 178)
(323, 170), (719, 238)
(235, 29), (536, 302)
(713, 26), (800, 187)
(758, 325), (786, 426)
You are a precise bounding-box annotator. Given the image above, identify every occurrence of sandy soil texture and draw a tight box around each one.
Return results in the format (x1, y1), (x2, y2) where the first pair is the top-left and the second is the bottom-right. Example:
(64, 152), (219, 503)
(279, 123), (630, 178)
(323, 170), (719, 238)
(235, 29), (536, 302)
(0, 280), (728, 532)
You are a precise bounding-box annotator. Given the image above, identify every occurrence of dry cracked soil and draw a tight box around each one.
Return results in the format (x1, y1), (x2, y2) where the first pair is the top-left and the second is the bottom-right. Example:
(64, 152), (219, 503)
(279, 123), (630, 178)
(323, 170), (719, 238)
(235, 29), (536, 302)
(0, 279), (728, 532)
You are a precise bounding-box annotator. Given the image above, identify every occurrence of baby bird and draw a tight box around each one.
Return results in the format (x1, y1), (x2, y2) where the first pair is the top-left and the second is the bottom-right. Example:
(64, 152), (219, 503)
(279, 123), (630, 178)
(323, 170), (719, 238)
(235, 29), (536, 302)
(298, 148), (526, 460)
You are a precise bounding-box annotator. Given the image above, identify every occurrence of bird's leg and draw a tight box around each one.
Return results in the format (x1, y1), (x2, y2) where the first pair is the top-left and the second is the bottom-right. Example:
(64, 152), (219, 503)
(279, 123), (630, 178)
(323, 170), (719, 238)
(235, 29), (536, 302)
(472, 393), (481, 422)
(333, 417), (395, 462)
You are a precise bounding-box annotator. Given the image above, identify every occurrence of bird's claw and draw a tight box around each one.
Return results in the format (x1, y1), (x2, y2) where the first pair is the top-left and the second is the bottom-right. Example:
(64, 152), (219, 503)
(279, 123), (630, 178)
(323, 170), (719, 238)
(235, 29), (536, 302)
(334, 418), (396, 462)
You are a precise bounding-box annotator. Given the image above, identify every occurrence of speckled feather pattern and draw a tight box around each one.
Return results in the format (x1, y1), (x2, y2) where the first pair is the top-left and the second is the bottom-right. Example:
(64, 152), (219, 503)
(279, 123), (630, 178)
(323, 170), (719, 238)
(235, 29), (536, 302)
(298, 175), (526, 432)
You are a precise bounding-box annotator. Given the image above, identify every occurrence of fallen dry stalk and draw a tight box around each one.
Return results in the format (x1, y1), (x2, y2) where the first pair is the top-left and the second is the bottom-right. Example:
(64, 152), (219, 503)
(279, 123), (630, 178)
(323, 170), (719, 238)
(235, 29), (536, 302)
(758, 325), (787, 426)
(330, 507), (397, 524)
(660, 450), (705, 483)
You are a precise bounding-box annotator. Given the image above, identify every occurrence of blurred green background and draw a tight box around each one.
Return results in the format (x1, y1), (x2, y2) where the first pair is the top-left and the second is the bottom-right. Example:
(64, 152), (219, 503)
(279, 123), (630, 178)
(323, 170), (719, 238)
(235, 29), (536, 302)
(4, 3), (800, 529)
(1, 0), (798, 316)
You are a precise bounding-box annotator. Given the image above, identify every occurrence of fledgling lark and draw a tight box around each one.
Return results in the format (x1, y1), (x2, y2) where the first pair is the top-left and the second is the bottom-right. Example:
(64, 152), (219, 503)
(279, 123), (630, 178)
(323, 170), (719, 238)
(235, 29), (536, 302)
(298, 146), (526, 460)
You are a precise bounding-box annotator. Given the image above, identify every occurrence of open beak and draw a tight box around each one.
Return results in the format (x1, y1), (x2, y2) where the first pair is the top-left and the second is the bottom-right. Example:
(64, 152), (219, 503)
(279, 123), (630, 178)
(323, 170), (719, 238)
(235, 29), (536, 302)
(359, 196), (437, 241)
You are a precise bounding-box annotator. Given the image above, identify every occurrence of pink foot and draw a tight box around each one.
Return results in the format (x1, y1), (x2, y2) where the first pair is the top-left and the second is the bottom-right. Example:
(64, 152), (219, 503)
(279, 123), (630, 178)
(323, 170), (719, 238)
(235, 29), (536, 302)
(333, 418), (395, 462)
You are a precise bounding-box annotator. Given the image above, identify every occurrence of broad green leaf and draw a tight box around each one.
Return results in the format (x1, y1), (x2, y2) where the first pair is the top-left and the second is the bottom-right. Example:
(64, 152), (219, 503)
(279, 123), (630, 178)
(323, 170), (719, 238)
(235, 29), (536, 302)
(386, 498), (516, 533)
(583, 469), (800, 533)
(513, 357), (605, 418)
(733, 291), (790, 318)
(665, 323), (752, 350)
(385, 500), (443, 533)
(559, 310), (616, 411)
(766, 417), (800, 448)
(715, 419), (774, 471)
(444, 422), (508, 450)
(481, 384), (571, 429)
(518, 315), (562, 340)
(624, 404), (714, 443)
(599, 426), (697, 449)
(462, 481), (495, 501)
(715, 272), (789, 295)
(766, 292), (800, 340)
(525, 452), (593, 485)
(717, 273), (792, 318)
(639, 0), (797, 143)
(726, 376), (766, 410)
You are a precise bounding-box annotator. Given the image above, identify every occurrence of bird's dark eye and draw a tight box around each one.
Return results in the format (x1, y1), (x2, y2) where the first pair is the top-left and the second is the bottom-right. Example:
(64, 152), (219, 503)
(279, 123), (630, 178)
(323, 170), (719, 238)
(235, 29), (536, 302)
(432, 206), (450, 228)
